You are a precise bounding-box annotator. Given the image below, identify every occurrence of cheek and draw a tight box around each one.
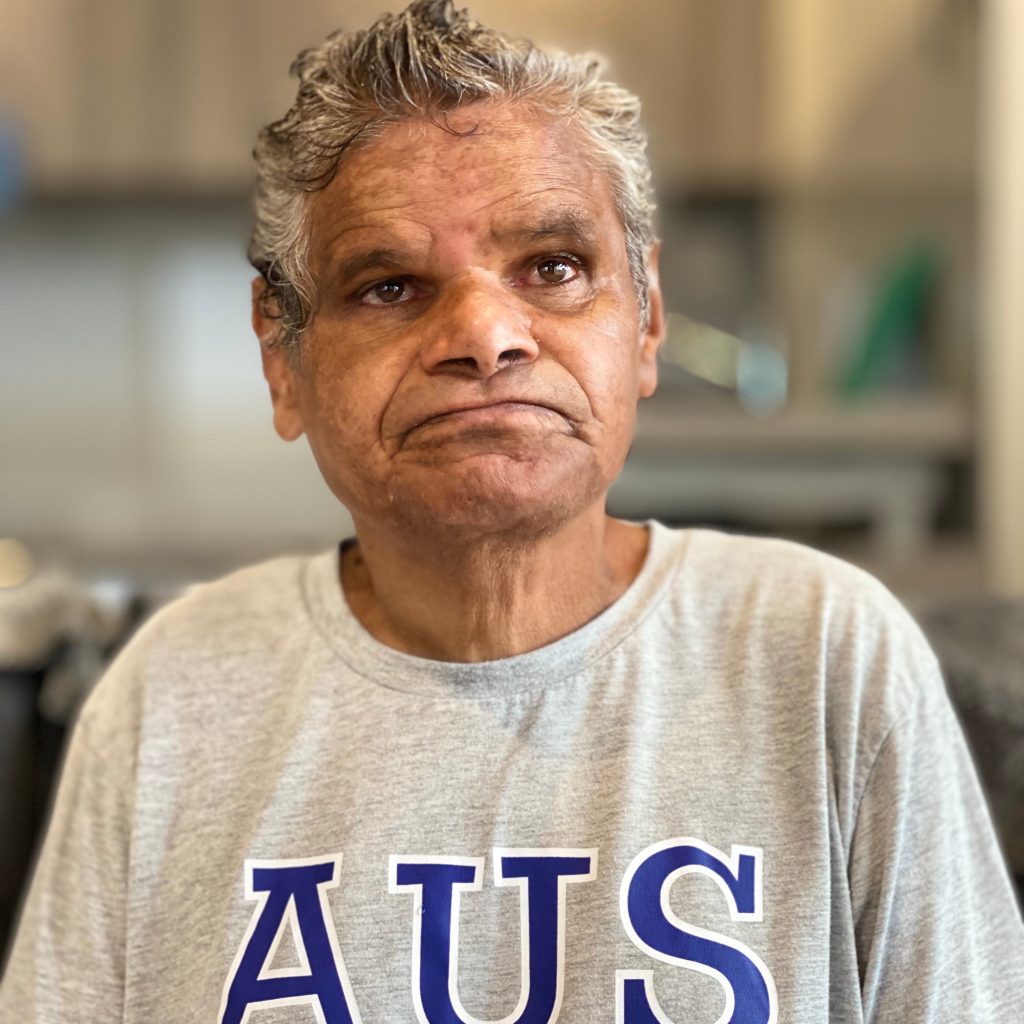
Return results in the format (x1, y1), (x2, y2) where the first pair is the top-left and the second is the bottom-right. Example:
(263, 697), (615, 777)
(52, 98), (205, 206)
(573, 317), (643, 414)
(301, 341), (405, 449)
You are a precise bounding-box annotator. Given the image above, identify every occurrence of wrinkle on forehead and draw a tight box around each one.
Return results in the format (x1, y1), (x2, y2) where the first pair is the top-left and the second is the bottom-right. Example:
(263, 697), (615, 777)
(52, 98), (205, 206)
(323, 189), (601, 252)
(306, 103), (614, 262)
(320, 195), (607, 289)
(315, 178), (605, 254)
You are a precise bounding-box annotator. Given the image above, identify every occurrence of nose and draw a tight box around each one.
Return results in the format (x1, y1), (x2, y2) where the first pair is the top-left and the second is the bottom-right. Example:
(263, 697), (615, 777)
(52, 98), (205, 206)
(418, 274), (539, 379)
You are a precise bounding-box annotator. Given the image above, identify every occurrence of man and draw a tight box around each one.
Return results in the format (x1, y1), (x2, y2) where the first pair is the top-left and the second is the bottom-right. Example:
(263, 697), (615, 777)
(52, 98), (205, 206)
(2, 2), (1022, 1021)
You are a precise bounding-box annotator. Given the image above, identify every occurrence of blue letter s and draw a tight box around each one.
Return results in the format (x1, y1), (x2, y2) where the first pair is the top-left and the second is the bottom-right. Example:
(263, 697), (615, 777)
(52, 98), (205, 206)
(617, 838), (776, 1024)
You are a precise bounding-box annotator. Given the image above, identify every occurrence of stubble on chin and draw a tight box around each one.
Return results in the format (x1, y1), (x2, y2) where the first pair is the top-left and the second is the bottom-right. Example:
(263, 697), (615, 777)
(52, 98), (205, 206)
(370, 446), (608, 544)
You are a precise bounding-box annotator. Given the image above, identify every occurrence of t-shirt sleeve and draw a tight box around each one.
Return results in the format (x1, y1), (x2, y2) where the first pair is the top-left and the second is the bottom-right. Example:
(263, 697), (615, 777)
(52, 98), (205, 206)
(0, 691), (132, 1021)
(847, 671), (1024, 1022)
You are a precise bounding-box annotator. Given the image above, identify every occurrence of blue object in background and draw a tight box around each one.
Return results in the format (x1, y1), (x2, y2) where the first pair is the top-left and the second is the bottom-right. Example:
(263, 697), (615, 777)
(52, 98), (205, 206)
(0, 115), (26, 213)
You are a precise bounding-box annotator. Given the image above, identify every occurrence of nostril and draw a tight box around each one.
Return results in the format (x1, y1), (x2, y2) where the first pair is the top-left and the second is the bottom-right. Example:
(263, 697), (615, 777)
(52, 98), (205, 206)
(497, 349), (524, 367)
(439, 356), (479, 371)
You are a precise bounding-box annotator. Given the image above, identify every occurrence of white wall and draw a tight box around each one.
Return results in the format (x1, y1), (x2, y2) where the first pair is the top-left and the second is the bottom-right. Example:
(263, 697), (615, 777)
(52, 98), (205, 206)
(0, 204), (352, 577)
(980, 0), (1024, 596)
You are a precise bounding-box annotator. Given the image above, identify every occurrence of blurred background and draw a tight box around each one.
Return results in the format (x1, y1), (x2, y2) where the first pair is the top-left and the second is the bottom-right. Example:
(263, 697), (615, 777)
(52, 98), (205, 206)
(1, 0), (1022, 952)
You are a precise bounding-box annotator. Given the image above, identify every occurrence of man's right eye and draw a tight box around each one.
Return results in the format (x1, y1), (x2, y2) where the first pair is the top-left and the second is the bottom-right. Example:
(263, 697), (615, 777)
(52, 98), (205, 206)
(360, 278), (411, 306)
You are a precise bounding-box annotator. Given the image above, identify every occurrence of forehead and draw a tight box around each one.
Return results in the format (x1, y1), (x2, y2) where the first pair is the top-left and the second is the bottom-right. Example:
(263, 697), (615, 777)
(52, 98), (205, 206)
(306, 102), (621, 256)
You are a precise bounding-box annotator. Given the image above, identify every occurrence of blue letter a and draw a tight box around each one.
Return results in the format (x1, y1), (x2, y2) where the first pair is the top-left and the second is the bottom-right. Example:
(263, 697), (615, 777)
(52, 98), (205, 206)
(219, 855), (361, 1024)
(390, 848), (596, 1024)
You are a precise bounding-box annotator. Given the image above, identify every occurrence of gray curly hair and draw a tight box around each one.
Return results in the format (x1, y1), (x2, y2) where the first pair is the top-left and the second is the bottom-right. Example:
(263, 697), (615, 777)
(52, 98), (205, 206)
(249, 0), (658, 350)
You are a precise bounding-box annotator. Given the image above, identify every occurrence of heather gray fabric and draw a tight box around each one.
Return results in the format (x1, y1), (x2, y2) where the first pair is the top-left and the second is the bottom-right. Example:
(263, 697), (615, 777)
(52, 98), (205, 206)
(2, 523), (1023, 1023)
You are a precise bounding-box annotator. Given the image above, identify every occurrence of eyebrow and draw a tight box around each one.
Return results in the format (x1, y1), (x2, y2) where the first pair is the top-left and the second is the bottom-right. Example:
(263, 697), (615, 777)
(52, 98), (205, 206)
(327, 206), (601, 284)
(490, 207), (600, 247)
(332, 247), (415, 284)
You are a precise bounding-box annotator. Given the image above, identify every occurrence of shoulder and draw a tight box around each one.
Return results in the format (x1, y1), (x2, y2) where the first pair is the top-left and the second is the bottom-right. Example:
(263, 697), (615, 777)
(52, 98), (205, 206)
(656, 525), (943, 718)
(662, 525), (926, 634)
(76, 549), (331, 748)
(655, 525), (950, 835)
(140, 550), (316, 653)
(667, 525), (900, 611)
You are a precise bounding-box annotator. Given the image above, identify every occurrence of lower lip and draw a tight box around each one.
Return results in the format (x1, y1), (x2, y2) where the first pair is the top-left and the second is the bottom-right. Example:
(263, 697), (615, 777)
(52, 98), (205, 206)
(423, 403), (560, 427)
(408, 403), (569, 441)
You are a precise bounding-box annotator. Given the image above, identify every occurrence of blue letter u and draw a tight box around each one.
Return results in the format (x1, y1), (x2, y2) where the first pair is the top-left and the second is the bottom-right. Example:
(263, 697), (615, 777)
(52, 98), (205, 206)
(390, 848), (596, 1024)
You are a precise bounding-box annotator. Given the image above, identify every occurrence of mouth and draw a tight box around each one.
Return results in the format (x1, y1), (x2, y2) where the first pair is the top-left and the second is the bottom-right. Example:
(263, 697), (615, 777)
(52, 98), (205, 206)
(401, 400), (576, 446)
(419, 400), (556, 426)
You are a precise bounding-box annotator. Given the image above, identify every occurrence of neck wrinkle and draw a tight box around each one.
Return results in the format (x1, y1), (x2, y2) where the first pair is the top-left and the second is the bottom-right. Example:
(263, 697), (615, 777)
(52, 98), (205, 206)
(341, 508), (648, 662)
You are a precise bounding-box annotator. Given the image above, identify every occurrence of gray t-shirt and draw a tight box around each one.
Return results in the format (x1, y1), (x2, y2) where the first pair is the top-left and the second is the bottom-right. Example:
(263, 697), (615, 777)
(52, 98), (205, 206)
(2, 523), (1023, 1023)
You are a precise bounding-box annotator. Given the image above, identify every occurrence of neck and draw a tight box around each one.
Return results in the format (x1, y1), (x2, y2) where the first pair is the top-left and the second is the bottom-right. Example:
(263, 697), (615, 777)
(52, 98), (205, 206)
(340, 506), (649, 662)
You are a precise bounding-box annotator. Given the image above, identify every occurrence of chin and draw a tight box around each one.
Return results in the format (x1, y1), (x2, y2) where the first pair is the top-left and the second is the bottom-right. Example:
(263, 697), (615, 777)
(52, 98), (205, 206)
(382, 452), (606, 541)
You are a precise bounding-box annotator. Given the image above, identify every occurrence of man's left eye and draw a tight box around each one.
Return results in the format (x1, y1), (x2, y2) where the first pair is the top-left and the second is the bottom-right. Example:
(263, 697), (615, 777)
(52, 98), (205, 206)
(534, 257), (581, 285)
(361, 278), (412, 305)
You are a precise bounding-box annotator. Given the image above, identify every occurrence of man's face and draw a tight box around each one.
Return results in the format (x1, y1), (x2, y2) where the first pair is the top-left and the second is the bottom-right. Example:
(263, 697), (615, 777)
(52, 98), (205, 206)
(257, 101), (664, 541)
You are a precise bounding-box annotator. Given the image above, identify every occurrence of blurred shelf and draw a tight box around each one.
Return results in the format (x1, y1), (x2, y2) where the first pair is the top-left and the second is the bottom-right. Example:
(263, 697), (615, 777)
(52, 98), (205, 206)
(620, 394), (975, 567)
(634, 393), (973, 457)
(663, 174), (977, 203)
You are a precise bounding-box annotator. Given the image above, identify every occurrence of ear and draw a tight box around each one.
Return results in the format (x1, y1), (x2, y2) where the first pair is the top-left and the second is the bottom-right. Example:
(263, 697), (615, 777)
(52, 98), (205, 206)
(638, 243), (665, 399)
(252, 276), (305, 442)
